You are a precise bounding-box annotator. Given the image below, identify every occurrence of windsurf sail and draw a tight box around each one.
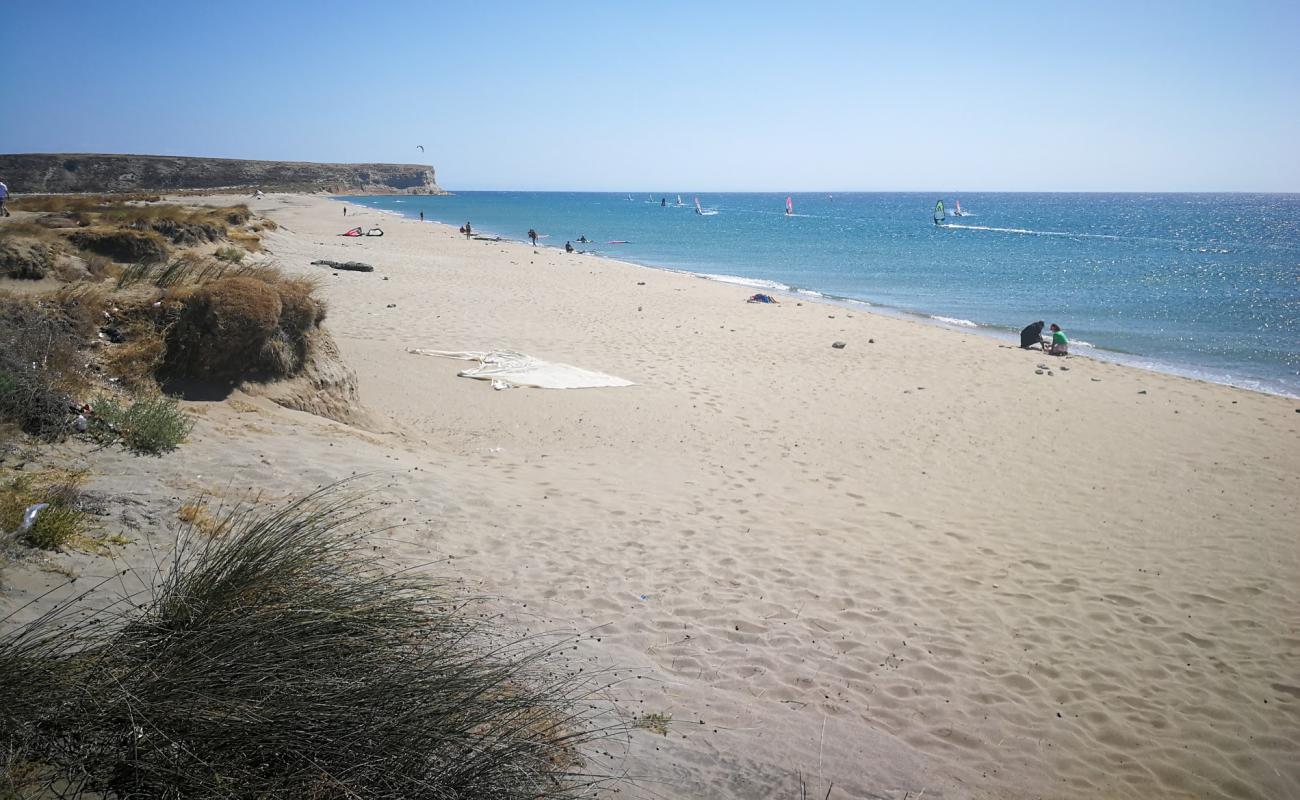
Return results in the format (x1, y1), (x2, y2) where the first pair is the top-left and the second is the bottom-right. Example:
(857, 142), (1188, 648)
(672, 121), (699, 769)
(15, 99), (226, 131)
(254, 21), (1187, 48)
(786, 196), (793, 215)
(933, 200), (946, 225)
(955, 199), (963, 216)
(695, 196), (703, 214)
(677, 195), (683, 205)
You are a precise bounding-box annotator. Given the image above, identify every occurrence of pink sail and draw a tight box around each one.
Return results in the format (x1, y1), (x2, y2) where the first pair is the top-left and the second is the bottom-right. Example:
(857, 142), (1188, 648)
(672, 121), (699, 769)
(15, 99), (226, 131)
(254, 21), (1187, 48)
(786, 196), (793, 215)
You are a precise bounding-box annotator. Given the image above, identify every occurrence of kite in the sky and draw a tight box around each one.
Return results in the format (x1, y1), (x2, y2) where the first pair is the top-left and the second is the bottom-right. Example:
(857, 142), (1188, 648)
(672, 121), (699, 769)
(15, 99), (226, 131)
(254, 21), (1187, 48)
(416, 145), (424, 152)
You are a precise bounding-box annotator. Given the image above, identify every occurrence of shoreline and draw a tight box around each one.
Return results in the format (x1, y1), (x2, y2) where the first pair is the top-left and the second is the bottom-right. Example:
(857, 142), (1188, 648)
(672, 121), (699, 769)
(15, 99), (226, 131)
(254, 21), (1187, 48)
(346, 195), (1300, 400)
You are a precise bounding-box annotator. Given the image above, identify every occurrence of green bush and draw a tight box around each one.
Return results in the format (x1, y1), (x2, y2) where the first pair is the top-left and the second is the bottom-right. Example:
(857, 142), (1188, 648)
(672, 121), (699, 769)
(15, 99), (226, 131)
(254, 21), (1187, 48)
(23, 505), (84, 550)
(89, 393), (193, 454)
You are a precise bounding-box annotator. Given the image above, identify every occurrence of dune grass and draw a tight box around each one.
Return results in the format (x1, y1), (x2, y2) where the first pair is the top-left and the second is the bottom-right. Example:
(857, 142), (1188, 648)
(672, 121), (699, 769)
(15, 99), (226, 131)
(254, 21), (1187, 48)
(0, 485), (625, 798)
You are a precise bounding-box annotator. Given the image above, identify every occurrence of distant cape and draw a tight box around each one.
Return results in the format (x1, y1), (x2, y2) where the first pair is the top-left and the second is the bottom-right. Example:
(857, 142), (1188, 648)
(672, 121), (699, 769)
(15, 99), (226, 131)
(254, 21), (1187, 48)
(0, 153), (446, 195)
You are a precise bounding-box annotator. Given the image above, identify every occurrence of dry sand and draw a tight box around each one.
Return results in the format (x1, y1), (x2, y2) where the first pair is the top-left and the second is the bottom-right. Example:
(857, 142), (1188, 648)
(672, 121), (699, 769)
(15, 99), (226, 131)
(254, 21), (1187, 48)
(3, 194), (1297, 799)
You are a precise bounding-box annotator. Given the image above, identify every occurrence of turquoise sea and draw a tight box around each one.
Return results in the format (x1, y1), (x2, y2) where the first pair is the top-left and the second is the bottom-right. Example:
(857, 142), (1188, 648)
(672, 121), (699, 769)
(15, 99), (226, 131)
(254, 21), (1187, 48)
(344, 192), (1300, 396)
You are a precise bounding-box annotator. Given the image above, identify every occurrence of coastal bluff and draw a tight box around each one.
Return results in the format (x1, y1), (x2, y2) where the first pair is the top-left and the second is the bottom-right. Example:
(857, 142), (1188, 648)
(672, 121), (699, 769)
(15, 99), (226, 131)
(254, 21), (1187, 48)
(0, 153), (445, 195)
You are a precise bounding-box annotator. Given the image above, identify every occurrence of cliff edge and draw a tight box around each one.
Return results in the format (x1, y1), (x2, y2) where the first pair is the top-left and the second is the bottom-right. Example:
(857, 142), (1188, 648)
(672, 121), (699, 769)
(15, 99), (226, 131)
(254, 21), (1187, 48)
(0, 153), (445, 195)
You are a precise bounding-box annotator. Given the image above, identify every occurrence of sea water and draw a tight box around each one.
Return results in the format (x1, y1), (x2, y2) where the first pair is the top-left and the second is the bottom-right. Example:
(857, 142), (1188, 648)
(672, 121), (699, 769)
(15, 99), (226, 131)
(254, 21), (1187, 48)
(344, 192), (1300, 396)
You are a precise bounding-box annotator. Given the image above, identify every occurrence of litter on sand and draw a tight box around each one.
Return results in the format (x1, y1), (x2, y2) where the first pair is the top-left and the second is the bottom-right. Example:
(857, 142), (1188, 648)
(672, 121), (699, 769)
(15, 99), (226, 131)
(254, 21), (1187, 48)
(407, 349), (634, 390)
(311, 260), (374, 272)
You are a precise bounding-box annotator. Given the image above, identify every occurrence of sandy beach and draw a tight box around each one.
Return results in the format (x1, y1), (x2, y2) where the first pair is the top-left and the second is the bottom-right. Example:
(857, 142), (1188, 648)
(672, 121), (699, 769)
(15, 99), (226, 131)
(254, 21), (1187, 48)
(4, 193), (1297, 799)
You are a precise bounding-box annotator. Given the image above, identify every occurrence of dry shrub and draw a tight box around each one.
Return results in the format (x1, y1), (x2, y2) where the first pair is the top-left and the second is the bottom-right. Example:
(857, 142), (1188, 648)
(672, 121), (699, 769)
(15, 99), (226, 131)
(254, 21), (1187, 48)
(143, 217), (224, 245)
(164, 276), (282, 379)
(214, 245), (245, 263)
(176, 498), (234, 538)
(227, 230), (262, 252)
(161, 269), (325, 381)
(8, 196), (105, 214)
(52, 283), (109, 339)
(0, 238), (54, 280)
(51, 255), (91, 283)
(83, 254), (112, 280)
(0, 292), (100, 439)
(69, 228), (169, 264)
(102, 320), (165, 387)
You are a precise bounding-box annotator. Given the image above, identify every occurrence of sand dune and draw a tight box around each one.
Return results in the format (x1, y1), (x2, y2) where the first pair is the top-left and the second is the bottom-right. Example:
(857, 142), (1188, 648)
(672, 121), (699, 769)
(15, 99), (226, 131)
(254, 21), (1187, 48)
(4, 194), (1296, 799)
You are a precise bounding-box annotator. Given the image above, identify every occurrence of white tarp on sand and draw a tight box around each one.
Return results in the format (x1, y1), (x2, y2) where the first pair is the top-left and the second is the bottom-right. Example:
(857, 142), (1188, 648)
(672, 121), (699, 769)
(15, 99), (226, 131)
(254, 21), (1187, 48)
(407, 349), (634, 390)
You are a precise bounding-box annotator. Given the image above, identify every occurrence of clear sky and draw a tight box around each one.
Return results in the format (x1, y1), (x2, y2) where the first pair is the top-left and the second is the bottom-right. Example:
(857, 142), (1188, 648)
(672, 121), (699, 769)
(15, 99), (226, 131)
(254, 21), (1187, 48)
(2, 0), (1297, 192)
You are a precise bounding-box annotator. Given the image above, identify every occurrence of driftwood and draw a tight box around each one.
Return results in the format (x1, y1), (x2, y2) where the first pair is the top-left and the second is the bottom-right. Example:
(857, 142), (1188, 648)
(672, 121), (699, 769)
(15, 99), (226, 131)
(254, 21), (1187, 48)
(311, 259), (374, 272)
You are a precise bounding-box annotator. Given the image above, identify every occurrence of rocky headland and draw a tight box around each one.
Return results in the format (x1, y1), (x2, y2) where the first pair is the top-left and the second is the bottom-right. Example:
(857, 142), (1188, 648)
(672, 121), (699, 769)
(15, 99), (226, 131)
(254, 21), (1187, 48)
(0, 153), (445, 195)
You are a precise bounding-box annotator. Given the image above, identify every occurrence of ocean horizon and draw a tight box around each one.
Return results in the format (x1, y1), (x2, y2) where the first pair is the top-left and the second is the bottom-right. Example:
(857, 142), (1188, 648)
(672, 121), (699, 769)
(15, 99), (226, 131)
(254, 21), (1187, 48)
(344, 191), (1300, 397)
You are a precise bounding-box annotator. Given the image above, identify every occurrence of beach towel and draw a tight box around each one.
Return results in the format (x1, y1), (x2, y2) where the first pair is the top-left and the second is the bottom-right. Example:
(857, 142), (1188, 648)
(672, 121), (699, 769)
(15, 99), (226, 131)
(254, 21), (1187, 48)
(407, 349), (634, 390)
(748, 293), (778, 304)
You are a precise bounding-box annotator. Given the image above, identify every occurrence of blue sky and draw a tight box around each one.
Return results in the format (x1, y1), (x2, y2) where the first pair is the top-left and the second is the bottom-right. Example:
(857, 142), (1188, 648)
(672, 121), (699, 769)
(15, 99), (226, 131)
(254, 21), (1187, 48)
(2, 1), (1297, 191)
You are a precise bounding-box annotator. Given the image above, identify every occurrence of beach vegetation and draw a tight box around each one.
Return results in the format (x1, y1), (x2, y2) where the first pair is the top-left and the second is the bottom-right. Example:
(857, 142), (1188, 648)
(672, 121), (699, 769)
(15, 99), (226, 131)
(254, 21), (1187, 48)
(0, 238), (55, 279)
(0, 291), (100, 440)
(213, 245), (244, 263)
(0, 469), (90, 551)
(176, 497), (236, 538)
(68, 228), (169, 264)
(0, 486), (625, 798)
(633, 711), (672, 736)
(87, 391), (193, 454)
(162, 271), (326, 381)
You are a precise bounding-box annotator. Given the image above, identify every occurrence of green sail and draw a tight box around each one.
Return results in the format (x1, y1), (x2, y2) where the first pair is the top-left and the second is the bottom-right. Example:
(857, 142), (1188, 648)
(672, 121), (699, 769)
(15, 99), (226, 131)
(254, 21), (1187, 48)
(933, 200), (946, 223)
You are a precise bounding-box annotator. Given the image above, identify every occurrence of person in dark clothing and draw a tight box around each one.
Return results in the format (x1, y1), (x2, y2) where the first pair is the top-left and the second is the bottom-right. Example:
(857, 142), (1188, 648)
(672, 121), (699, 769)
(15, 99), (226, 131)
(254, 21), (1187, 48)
(463, 222), (472, 239)
(1020, 320), (1046, 349)
(419, 210), (424, 222)
(528, 228), (538, 246)
(565, 241), (574, 253)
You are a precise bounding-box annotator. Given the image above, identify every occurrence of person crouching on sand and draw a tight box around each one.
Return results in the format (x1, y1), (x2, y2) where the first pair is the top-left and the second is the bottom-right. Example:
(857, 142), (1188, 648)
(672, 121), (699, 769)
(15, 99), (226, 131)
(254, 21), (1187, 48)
(1047, 323), (1069, 355)
(1020, 320), (1046, 350)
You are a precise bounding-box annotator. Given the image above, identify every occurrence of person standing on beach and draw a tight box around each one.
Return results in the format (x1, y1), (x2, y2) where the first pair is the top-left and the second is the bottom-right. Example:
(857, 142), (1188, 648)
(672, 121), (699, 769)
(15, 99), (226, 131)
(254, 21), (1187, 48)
(528, 228), (538, 246)
(464, 222), (472, 239)
(419, 210), (424, 222)
(343, 206), (347, 216)
(0, 180), (10, 217)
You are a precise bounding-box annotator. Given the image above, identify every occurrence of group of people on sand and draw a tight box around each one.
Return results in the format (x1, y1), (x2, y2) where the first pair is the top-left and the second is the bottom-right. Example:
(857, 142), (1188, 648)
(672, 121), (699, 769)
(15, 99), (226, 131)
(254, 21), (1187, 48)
(1020, 320), (1069, 355)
